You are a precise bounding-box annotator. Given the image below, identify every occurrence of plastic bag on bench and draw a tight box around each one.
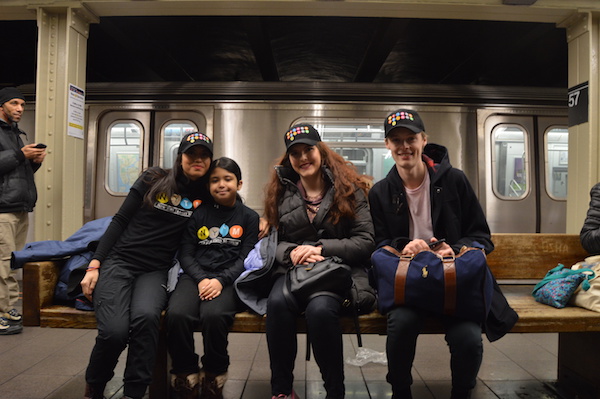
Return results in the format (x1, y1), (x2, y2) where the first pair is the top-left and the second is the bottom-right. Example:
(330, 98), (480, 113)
(532, 263), (595, 308)
(570, 255), (600, 312)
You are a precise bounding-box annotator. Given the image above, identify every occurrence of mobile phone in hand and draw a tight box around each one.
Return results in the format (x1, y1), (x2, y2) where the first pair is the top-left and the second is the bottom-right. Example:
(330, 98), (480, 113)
(428, 238), (446, 249)
(34, 143), (47, 148)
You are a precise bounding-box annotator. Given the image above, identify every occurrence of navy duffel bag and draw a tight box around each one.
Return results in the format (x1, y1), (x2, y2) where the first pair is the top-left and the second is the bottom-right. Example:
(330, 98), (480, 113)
(371, 244), (494, 322)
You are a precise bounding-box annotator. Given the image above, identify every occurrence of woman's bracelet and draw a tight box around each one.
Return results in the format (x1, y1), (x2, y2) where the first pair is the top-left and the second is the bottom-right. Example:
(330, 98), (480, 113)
(86, 265), (100, 272)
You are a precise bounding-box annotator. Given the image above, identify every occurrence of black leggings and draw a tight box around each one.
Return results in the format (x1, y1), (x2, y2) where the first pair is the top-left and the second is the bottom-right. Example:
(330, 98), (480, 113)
(266, 275), (345, 399)
(85, 257), (168, 399)
(166, 273), (244, 375)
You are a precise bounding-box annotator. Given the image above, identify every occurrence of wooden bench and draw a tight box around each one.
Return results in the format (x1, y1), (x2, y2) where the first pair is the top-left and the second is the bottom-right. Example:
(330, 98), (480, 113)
(21, 234), (600, 399)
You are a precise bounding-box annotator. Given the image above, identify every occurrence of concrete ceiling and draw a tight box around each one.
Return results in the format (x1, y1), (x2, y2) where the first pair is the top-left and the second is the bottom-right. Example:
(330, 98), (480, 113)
(0, 0), (578, 88)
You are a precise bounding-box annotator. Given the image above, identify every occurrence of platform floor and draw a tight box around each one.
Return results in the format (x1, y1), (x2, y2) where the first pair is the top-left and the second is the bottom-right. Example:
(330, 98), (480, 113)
(0, 307), (563, 399)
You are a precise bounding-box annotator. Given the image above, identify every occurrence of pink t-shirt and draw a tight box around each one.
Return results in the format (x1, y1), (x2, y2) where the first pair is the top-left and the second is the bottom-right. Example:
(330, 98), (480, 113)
(405, 171), (433, 241)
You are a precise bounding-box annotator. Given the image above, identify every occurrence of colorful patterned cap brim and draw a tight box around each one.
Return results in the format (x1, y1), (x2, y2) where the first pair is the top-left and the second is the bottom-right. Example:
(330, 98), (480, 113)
(284, 124), (322, 150)
(178, 132), (214, 155)
(384, 109), (425, 137)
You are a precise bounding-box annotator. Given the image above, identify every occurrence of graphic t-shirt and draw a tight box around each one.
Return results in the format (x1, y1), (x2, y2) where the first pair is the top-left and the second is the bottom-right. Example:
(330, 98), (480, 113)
(93, 168), (209, 270)
(179, 201), (259, 286)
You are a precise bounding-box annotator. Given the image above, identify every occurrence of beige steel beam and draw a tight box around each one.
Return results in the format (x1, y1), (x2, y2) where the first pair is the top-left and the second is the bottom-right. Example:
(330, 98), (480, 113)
(32, 5), (98, 240)
(1, 1), (600, 23)
(562, 11), (600, 234)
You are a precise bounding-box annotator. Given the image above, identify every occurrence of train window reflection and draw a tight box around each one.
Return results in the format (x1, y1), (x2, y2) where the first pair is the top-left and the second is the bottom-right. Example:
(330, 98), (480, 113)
(545, 127), (568, 200)
(318, 123), (385, 142)
(492, 124), (528, 199)
(303, 122), (390, 182)
(160, 121), (198, 168)
(107, 121), (142, 195)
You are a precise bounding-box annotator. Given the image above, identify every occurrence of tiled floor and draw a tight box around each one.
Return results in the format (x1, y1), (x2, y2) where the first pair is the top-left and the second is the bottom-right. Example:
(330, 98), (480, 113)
(0, 316), (562, 399)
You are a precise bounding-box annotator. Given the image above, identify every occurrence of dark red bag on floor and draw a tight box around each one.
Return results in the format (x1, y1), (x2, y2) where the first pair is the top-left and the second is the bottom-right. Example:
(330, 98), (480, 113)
(371, 245), (494, 322)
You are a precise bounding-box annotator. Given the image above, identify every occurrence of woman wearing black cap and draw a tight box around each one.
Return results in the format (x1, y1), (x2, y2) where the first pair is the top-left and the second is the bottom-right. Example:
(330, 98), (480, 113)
(262, 124), (375, 399)
(80, 132), (214, 399)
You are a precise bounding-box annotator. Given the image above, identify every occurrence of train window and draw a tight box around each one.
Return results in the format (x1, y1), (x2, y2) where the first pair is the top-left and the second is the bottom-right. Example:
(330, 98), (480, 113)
(160, 121), (198, 168)
(106, 121), (143, 195)
(303, 122), (391, 182)
(492, 124), (528, 199)
(545, 127), (568, 200)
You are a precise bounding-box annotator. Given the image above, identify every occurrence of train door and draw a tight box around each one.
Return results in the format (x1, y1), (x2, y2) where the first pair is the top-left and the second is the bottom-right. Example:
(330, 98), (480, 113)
(90, 110), (208, 220)
(484, 114), (567, 233)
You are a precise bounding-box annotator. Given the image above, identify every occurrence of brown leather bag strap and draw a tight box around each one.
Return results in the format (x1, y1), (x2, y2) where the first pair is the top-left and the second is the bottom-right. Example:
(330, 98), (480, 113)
(443, 257), (457, 315)
(394, 255), (410, 306)
(382, 245), (402, 257)
(381, 246), (410, 305)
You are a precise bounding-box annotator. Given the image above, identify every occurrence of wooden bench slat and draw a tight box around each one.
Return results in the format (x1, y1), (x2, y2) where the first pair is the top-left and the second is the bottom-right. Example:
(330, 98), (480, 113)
(35, 296), (600, 334)
(487, 234), (589, 280)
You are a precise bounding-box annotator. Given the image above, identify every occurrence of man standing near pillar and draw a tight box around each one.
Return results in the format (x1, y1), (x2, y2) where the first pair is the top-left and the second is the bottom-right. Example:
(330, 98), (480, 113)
(0, 87), (46, 335)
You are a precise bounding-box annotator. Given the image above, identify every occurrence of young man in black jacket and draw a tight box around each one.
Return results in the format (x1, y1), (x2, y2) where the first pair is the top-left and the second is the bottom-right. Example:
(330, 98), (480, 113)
(0, 87), (46, 335)
(368, 109), (493, 399)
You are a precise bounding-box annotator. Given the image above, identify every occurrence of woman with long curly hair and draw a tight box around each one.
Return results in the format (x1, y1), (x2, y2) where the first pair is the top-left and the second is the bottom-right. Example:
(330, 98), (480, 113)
(263, 124), (375, 399)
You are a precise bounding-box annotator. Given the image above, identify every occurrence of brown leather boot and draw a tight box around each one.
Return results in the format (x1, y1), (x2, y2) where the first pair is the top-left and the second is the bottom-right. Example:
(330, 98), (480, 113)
(170, 372), (200, 399)
(199, 370), (227, 399)
(84, 383), (106, 399)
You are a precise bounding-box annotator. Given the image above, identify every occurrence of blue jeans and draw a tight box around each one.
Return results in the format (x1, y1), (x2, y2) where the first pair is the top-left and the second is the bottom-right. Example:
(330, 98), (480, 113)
(386, 306), (483, 397)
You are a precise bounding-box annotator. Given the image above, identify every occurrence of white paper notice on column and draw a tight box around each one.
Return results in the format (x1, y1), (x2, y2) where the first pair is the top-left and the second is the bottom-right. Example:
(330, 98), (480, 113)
(67, 84), (85, 139)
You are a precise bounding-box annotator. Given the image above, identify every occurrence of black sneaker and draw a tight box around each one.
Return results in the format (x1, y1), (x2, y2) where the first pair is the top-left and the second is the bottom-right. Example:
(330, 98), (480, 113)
(0, 317), (22, 335)
(3, 308), (22, 324)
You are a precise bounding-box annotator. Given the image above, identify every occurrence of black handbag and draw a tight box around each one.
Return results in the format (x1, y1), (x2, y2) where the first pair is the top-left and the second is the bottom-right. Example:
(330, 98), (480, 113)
(283, 256), (352, 312)
(345, 266), (377, 316)
(371, 245), (494, 322)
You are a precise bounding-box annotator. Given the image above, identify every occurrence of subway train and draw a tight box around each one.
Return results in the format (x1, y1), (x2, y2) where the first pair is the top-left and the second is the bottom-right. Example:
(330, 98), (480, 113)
(19, 81), (569, 234)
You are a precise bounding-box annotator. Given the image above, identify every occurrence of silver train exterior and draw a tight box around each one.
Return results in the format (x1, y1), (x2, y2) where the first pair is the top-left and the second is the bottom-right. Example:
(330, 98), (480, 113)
(21, 82), (568, 234)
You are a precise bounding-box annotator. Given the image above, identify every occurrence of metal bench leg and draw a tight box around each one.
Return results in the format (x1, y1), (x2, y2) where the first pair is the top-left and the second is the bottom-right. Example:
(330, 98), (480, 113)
(557, 332), (600, 399)
(149, 322), (169, 399)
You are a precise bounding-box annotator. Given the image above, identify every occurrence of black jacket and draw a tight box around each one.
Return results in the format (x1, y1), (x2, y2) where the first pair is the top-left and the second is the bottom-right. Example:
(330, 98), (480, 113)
(368, 143), (494, 254)
(368, 143), (517, 341)
(580, 182), (600, 254)
(273, 164), (375, 274)
(0, 119), (40, 213)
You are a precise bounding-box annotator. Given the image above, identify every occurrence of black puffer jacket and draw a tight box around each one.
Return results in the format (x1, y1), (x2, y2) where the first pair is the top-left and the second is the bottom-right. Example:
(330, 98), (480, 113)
(0, 119), (39, 213)
(273, 165), (375, 275)
(580, 182), (600, 254)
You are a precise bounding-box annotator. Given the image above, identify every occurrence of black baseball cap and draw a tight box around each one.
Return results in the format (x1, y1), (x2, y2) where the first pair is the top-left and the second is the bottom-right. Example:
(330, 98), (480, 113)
(178, 132), (213, 156)
(284, 124), (322, 150)
(384, 109), (425, 137)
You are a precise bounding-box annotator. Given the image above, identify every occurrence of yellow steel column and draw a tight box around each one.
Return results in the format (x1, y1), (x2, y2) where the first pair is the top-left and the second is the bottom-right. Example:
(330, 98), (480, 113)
(33, 4), (98, 240)
(563, 11), (600, 234)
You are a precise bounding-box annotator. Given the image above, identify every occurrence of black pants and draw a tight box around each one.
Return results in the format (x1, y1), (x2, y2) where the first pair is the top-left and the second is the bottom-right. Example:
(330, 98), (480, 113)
(386, 306), (483, 396)
(266, 275), (345, 399)
(85, 257), (168, 399)
(166, 273), (244, 375)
